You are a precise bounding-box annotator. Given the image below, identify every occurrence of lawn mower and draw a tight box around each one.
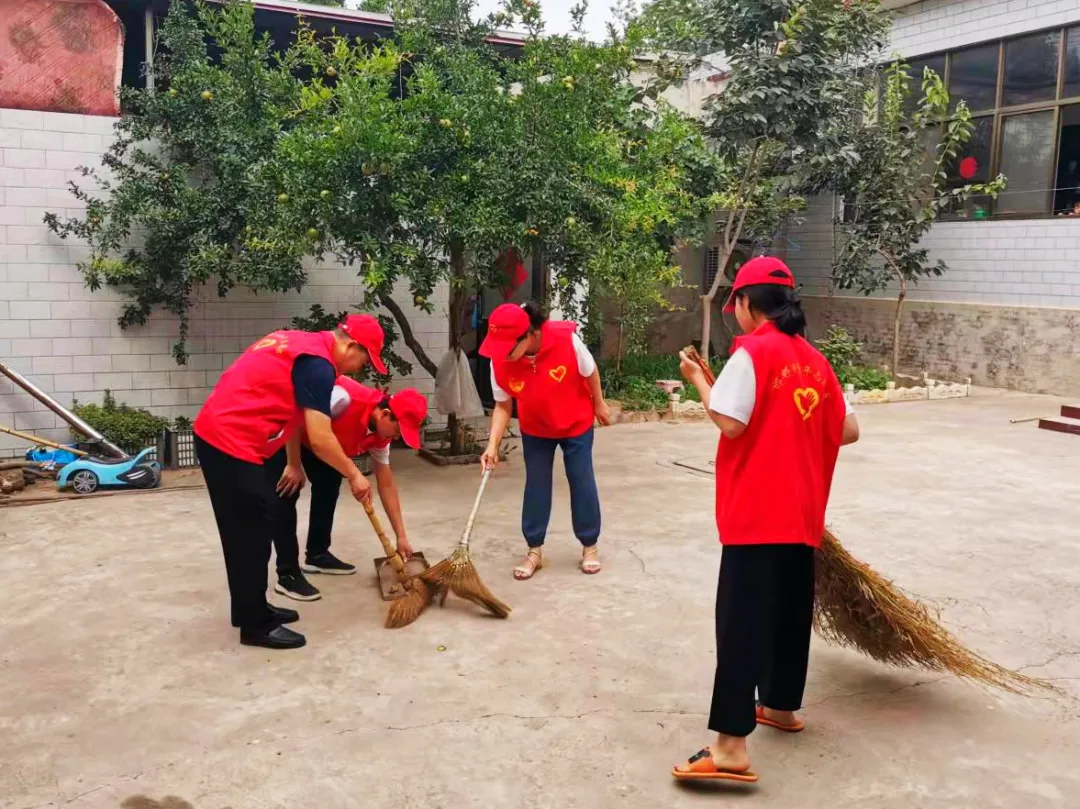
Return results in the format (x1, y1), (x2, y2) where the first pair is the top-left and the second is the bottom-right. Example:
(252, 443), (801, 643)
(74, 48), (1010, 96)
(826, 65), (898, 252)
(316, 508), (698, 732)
(0, 358), (161, 495)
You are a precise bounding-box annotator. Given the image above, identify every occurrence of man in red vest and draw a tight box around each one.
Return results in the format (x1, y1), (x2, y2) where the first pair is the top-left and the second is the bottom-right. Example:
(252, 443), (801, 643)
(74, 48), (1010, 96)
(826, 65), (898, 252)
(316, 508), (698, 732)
(193, 314), (387, 650)
(265, 380), (428, 601)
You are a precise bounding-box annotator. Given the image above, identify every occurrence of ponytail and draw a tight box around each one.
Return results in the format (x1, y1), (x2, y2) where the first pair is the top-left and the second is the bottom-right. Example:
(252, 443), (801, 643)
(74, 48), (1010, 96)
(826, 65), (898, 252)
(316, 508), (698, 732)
(520, 300), (549, 330)
(734, 284), (807, 337)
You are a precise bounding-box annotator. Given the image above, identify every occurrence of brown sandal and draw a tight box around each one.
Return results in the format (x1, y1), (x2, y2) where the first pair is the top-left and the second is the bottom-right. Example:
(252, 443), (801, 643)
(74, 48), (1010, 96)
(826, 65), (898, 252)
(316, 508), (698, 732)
(513, 549), (543, 580)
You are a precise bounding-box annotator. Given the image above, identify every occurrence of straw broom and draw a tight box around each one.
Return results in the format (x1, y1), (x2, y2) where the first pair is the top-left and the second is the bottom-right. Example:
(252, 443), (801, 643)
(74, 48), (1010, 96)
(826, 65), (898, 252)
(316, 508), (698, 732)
(362, 500), (432, 629)
(421, 467), (511, 619)
(682, 346), (1052, 694)
(814, 529), (1049, 693)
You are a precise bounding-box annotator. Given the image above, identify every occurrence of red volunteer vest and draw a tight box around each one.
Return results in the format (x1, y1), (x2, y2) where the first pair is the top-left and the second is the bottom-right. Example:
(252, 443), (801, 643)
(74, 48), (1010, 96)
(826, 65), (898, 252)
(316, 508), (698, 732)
(491, 321), (594, 439)
(194, 330), (338, 463)
(714, 322), (845, 548)
(325, 377), (390, 457)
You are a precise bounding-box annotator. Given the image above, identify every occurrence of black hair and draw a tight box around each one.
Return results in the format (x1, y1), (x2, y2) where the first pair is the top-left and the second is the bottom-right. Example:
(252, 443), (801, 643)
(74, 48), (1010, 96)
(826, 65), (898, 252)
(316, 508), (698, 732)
(734, 280), (807, 337)
(520, 301), (549, 331)
(377, 396), (397, 419)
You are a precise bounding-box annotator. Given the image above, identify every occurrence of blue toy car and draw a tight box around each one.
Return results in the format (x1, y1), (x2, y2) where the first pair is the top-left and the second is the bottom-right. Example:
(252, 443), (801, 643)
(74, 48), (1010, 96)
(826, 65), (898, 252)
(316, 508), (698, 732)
(55, 448), (162, 494)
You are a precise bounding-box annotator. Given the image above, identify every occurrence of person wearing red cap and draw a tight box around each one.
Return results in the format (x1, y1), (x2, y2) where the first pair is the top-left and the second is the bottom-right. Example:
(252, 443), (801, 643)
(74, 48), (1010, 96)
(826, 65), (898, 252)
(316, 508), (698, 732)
(672, 257), (860, 783)
(192, 314), (388, 650)
(479, 301), (611, 580)
(265, 380), (428, 601)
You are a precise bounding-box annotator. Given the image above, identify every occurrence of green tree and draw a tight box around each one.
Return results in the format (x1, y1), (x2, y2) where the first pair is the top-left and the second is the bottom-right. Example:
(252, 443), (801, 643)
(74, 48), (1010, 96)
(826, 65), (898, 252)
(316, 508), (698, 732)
(640, 0), (889, 352)
(832, 63), (1006, 376)
(45, 1), (403, 363)
(46, 0), (714, 458)
(298, 0), (716, 451)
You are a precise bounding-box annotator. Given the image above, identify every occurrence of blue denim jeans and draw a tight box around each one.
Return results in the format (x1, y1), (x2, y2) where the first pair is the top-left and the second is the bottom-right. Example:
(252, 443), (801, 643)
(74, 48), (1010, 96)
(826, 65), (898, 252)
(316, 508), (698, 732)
(521, 428), (601, 548)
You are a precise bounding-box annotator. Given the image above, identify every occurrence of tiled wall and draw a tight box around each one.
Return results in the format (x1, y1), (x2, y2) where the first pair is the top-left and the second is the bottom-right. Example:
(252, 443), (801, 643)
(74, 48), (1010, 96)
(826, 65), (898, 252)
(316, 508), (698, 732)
(788, 195), (1080, 307)
(890, 0), (1080, 60)
(0, 108), (447, 456)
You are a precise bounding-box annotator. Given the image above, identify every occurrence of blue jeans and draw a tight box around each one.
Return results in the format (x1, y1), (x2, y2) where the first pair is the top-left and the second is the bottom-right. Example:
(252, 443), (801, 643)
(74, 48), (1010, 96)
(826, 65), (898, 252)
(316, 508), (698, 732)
(521, 428), (601, 548)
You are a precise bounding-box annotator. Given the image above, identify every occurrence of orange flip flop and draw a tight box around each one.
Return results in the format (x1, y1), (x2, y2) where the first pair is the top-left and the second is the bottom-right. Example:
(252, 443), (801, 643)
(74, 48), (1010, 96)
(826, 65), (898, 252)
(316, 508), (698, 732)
(671, 748), (758, 782)
(755, 703), (804, 733)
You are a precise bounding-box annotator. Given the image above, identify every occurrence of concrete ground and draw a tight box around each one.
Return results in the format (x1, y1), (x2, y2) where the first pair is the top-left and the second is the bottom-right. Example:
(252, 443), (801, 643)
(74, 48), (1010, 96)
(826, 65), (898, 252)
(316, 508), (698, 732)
(2, 390), (1078, 809)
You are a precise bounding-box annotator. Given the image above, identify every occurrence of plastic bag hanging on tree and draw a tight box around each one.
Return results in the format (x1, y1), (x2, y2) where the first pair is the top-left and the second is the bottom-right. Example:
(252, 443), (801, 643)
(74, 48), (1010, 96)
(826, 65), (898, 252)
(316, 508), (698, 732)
(435, 349), (484, 419)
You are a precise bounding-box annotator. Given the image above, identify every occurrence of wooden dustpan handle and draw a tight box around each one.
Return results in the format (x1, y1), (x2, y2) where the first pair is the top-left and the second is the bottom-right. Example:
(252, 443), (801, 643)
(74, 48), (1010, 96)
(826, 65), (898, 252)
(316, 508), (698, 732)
(683, 345), (716, 386)
(459, 468), (492, 550)
(363, 500), (408, 580)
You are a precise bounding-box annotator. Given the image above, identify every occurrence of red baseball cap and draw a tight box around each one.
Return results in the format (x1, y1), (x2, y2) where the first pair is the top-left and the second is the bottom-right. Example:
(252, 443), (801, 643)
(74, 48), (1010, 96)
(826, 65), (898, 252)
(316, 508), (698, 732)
(338, 314), (387, 374)
(478, 303), (531, 359)
(722, 256), (796, 313)
(388, 388), (427, 449)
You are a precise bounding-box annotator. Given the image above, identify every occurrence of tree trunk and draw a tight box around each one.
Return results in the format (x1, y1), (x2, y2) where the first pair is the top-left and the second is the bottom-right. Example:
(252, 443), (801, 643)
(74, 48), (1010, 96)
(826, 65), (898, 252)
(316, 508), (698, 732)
(699, 144), (761, 354)
(892, 276), (907, 379)
(616, 317), (624, 374)
(376, 292), (439, 378)
(878, 249), (907, 380)
(447, 238), (467, 457)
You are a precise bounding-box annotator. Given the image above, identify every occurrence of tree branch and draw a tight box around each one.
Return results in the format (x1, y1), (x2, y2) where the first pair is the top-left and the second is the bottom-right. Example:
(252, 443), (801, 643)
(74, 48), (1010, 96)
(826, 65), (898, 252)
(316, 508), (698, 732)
(376, 291), (439, 378)
(705, 142), (762, 303)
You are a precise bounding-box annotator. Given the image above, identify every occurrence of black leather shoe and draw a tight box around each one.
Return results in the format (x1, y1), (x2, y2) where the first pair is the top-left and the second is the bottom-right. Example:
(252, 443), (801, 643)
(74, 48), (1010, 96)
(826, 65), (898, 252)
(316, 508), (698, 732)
(240, 624), (306, 649)
(267, 604), (299, 624)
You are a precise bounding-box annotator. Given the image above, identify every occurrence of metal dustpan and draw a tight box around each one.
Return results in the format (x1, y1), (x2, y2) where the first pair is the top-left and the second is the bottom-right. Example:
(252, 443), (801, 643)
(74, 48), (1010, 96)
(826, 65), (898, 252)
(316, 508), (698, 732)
(373, 552), (430, 601)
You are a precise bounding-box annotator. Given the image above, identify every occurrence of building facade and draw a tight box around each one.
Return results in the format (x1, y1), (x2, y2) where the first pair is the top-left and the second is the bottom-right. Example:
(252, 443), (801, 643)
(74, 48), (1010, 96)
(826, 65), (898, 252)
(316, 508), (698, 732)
(661, 0), (1080, 395)
(793, 0), (1080, 395)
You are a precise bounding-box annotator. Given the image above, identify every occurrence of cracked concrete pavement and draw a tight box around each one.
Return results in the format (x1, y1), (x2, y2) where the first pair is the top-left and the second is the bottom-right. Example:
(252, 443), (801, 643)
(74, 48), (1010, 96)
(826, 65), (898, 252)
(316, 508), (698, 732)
(2, 388), (1078, 809)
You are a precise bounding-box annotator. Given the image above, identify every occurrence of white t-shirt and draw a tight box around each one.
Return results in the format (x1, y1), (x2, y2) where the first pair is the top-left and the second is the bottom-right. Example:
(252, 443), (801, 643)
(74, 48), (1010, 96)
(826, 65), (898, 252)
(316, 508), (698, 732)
(329, 384), (390, 465)
(490, 332), (597, 402)
(708, 348), (854, 425)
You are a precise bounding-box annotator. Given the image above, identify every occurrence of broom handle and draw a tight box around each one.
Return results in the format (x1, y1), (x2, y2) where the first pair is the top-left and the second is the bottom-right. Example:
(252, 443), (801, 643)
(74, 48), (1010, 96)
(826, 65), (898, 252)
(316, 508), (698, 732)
(683, 346), (716, 386)
(458, 467), (492, 551)
(362, 501), (409, 582)
(0, 424), (89, 456)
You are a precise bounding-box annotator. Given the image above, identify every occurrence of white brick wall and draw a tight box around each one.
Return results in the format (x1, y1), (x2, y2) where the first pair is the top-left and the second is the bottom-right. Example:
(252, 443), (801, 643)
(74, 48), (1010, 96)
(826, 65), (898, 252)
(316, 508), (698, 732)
(1, 109), (448, 457)
(788, 194), (1080, 307)
(782, 1), (1080, 312)
(890, 0), (1080, 59)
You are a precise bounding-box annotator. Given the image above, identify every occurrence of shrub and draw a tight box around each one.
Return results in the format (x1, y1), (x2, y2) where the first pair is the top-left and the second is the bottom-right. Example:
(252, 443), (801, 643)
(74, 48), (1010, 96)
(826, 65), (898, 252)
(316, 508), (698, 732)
(599, 353), (726, 410)
(816, 325), (862, 372)
(71, 391), (170, 452)
(815, 325), (889, 391)
(845, 365), (891, 392)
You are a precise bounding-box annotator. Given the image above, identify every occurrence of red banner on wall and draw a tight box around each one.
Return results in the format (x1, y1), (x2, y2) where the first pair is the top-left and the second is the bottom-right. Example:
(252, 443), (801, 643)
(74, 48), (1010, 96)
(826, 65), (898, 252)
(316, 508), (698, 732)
(0, 0), (124, 116)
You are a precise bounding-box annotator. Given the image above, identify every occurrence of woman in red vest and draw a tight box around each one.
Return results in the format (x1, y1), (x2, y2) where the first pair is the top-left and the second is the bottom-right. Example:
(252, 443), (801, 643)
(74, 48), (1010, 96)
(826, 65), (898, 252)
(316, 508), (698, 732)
(479, 302), (611, 579)
(265, 379), (428, 602)
(672, 257), (860, 783)
(193, 315), (384, 650)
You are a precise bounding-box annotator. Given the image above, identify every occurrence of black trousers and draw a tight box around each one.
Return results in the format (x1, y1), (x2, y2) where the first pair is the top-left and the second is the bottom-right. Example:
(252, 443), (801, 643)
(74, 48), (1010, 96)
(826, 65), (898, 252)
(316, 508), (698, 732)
(265, 447), (344, 575)
(709, 544), (816, 737)
(195, 435), (278, 630)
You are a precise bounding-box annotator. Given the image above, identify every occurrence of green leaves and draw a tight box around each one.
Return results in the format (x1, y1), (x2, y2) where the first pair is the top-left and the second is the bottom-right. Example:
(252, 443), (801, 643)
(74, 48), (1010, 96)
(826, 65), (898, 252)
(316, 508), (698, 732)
(832, 58), (1007, 296)
(46, 0), (716, 368)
